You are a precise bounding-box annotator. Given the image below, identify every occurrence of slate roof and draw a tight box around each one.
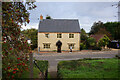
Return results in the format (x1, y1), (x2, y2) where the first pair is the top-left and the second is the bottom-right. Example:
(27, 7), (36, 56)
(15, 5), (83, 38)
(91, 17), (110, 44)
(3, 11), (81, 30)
(38, 19), (80, 33)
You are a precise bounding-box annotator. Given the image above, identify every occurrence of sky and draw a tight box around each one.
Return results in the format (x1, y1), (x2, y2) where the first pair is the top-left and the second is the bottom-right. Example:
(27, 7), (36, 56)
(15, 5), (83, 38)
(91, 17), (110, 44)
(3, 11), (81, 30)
(21, 2), (118, 33)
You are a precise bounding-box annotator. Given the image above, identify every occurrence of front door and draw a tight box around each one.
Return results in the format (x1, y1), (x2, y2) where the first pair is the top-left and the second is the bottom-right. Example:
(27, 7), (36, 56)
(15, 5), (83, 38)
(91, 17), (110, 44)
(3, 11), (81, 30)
(56, 40), (62, 53)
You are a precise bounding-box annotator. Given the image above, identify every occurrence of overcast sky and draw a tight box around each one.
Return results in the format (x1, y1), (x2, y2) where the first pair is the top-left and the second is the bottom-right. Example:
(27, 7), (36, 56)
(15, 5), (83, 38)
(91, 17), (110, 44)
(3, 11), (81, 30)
(21, 2), (118, 33)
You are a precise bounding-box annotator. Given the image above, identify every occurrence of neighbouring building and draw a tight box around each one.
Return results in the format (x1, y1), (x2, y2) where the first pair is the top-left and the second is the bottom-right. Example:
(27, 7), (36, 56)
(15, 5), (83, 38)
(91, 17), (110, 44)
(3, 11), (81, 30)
(38, 15), (81, 52)
(90, 34), (110, 49)
(90, 34), (107, 43)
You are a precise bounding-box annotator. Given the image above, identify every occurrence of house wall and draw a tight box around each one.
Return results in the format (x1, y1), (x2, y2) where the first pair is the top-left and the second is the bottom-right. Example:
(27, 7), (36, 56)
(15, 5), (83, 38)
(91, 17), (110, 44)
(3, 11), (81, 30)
(38, 32), (80, 51)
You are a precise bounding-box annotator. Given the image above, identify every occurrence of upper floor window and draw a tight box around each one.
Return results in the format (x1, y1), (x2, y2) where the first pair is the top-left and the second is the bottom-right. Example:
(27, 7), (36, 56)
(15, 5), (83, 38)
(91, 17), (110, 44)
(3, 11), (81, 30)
(57, 33), (62, 38)
(69, 34), (74, 38)
(43, 43), (50, 49)
(45, 33), (49, 38)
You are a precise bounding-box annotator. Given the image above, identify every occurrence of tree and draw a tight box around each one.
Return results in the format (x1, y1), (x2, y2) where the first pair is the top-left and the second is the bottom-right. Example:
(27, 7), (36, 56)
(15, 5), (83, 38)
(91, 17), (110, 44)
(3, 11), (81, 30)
(22, 28), (37, 50)
(80, 28), (88, 42)
(86, 37), (96, 48)
(89, 21), (120, 40)
(104, 22), (120, 40)
(80, 28), (88, 50)
(89, 21), (104, 34)
(98, 35), (110, 48)
(2, 2), (36, 78)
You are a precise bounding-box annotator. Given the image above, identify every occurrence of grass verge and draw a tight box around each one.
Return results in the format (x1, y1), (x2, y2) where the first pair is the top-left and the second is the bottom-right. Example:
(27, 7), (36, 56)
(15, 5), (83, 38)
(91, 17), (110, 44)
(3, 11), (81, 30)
(21, 60), (48, 78)
(58, 58), (119, 79)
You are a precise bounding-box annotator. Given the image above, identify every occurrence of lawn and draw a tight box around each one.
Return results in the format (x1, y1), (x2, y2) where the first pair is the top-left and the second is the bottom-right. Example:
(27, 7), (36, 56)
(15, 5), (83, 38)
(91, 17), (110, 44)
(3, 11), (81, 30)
(58, 58), (119, 79)
(21, 60), (48, 78)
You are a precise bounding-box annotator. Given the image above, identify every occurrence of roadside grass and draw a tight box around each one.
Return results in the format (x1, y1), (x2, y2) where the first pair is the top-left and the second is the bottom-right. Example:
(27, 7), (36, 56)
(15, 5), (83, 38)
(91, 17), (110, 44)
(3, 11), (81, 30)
(21, 60), (48, 78)
(21, 66), (40, 78)
(58, 58), (119, 79)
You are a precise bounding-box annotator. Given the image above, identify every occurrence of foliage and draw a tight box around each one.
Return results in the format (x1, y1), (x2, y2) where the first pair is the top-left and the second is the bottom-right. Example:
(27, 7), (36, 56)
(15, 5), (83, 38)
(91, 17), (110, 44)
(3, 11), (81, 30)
(80, 28), (88, 42)
(34, 60), (48, 72)
(98, 35), (110, 48)
(80, 43), (86, 50)
(80, 28), (89, 50)
(58, 58), (119, 78)
(92, 46), (102, 50)
(2, 2), (36, 79)
(89, 21), (104, 35)
(89, 21), (120, 40)
(87, 37), (96, 47)
(21, 66), (40, 78)
(21, 60), (48, 78)
(85, 37), (96, 49)
(104, 22), (120, 40)
(22, 28), (37, 50)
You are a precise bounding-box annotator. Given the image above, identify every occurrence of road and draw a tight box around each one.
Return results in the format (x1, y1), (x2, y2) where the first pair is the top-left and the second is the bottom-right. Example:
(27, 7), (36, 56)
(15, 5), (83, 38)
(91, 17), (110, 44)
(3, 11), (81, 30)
(34, 50), (119, 78)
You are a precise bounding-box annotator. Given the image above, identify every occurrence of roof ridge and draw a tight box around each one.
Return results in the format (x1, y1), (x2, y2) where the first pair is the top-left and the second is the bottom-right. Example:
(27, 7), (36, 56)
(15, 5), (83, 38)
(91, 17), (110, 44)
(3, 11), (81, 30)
(43, 19), (78, 20)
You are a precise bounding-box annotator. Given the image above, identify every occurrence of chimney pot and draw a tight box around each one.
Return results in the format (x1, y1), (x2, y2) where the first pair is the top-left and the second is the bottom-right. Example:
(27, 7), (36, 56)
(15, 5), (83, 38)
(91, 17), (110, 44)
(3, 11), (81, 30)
(40, 15), (43, 20)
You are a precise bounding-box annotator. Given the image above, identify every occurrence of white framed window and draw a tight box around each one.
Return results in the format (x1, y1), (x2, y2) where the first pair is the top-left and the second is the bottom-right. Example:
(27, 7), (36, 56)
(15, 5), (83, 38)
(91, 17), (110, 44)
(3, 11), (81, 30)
(45, 33), (49, 38)
(57, 33), (62, 38)
(69, 34), (74, 38)
(43, 43), (50, 49)
(68, 44), (75, 49)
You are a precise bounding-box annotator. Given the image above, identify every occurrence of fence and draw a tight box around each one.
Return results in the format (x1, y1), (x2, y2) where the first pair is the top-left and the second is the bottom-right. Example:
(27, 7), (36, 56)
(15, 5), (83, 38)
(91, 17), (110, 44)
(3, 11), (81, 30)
(29, 53), (48, 79)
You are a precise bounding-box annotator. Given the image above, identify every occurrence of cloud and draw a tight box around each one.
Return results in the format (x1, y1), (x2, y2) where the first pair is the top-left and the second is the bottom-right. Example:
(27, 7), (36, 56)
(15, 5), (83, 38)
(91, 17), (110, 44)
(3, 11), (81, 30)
(21, 23), (38, 30)
(21, 2), (118, 33)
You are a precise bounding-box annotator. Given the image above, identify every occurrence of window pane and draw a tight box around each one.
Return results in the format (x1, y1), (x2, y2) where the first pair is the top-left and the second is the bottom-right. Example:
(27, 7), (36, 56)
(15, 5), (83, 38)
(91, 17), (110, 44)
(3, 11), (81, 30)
(57, 33), (62, 38)
(43, 44), (50, 49)
(45, 33), (49, 38)
(69, 34), (74, 38)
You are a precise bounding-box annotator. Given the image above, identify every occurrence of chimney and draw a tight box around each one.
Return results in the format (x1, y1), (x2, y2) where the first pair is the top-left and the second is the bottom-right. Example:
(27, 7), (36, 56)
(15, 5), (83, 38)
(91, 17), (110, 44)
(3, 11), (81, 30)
(40, 15), (43, 21)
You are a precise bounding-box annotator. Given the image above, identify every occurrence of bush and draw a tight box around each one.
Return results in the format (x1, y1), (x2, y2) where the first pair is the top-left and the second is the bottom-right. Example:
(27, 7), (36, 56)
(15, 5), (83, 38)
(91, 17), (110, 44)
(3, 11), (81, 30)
(80, 43), (86, 50)
(92, 46), (102, 50)
(98, 35), (110, 48)
(115, 55), (120, 59)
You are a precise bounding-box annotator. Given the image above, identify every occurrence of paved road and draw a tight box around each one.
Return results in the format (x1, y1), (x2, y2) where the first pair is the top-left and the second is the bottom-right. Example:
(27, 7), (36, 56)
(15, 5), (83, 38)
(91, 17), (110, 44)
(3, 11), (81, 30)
(34, 50), (119, 78)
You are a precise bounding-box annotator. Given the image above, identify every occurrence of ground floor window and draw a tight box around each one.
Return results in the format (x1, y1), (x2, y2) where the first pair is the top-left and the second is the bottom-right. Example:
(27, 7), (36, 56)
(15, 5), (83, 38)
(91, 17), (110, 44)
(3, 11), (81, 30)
(68, 44), (75, 49)
(43, 43), (50, 49)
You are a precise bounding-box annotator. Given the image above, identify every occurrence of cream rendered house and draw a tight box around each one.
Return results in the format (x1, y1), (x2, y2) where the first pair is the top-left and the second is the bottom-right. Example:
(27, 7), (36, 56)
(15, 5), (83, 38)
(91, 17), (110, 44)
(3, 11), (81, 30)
(38, 16), (81, 52)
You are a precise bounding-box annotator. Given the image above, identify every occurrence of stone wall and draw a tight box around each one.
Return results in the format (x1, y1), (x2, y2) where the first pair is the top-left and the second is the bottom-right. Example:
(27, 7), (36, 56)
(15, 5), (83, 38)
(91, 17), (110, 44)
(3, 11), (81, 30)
(38, 32), (80, 51)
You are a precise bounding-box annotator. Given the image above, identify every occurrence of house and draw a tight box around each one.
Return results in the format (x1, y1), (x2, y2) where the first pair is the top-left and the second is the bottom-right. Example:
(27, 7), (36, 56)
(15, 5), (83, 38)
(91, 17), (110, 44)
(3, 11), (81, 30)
(90, 34), (110, 49)
(38, 15), (81, 52)
(90, 34), (106, 43)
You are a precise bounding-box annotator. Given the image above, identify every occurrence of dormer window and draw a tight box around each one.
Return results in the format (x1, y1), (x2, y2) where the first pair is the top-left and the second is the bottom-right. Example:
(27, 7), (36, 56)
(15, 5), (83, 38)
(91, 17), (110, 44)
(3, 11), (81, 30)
(45, 33), (49, 38)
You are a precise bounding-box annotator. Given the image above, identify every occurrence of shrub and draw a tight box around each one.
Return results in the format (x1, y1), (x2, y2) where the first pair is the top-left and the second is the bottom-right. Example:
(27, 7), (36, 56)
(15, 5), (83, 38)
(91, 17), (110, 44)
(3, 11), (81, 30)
(92, 46), (102, 50)
(98, 35), (110, 48)
(80, 43), (86, 50)
(115, 55), (120, 59)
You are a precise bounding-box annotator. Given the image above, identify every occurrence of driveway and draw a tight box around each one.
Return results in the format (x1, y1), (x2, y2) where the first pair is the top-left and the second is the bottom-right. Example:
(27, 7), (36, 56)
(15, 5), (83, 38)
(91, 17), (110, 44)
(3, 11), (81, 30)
(34, 50), (119, 78)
